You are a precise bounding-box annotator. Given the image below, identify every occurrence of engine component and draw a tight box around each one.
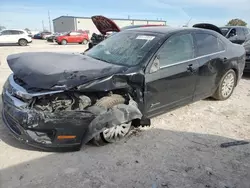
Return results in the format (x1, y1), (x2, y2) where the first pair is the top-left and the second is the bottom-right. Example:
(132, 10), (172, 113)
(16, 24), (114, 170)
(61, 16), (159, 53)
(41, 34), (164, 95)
(79, 95), (92, 110)
(95, 94), (125, 109)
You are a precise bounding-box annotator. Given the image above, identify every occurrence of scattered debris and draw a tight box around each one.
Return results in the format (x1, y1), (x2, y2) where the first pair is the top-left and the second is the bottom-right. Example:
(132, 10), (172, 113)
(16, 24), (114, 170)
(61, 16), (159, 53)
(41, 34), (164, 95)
(19, 175), (24, 180)
(135, 160), (139, 163)
(205, 167), (213, 175)
(191, 141), (209, 147)
(161, 183), (170, 187)
(220, 141), (249, 148)
(184, 167), (193, 173)
(169, 169), (178, 173)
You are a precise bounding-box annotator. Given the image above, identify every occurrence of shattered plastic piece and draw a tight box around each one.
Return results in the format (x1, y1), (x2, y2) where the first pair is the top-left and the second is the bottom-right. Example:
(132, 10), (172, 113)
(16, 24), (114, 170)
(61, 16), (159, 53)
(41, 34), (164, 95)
(81, 98), (142, 144)
(220, 141), (249, 148)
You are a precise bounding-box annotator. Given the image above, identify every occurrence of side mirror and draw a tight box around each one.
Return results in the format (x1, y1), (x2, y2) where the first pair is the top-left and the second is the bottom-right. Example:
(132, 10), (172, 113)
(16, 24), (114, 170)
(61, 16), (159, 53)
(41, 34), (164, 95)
(150, 56), (160, 73)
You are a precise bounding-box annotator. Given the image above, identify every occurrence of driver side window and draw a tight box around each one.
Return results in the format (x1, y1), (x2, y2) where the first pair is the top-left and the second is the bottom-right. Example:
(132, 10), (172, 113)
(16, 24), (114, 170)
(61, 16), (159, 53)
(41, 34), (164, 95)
(158, 33), (194, 67)
(228, 28), (236, 38)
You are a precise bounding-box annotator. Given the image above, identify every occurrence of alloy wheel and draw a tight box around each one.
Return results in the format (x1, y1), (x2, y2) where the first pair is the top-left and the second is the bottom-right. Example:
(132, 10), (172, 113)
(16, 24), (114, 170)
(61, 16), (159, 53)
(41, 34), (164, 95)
(102, 122), (131, 143)
(221, 72), (235, 98)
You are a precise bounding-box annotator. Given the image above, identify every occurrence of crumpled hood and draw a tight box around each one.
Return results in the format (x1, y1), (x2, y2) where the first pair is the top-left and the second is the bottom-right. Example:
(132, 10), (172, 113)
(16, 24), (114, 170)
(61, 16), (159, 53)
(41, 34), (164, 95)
(7, 52), (127, 90)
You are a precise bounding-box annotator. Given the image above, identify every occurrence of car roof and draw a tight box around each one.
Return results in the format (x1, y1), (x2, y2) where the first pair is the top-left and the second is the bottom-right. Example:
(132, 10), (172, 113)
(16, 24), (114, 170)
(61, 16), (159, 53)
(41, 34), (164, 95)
(126, 26), (220, 36)
(220, 26), (247, 28)
(2, 29), (27, 32)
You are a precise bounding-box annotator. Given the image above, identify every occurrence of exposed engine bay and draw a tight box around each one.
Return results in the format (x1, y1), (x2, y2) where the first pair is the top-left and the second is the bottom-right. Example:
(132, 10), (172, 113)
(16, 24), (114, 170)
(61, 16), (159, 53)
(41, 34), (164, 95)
(2, 51), (148, 151)
(2, 72), (145, 150)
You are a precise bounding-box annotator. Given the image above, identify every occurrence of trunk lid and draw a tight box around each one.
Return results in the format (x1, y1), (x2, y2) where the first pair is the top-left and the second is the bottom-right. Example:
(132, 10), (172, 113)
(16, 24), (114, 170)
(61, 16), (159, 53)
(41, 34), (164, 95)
(193, 23), (223, 35)
(91, 15), (120, 35)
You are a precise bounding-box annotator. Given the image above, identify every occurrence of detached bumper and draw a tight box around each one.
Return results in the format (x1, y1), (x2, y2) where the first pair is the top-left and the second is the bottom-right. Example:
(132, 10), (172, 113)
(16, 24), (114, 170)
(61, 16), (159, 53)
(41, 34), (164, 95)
(1, 89), (95, 151)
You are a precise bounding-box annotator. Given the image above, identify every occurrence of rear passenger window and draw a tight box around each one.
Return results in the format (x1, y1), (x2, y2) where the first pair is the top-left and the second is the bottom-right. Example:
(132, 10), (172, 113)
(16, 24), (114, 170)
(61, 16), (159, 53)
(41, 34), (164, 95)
(158, 33), (194, 67)
(10, 30), (23, 35)
(218, 39), (225, 51)
(195, 33), (223, 56)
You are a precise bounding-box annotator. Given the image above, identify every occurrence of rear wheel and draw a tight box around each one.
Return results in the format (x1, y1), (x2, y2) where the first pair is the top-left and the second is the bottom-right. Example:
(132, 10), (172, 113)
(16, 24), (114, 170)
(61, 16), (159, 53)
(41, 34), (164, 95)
(82, 39), (88, 45)
(18, 39), (28, 46)
(212, 69), (236, 100)
(91, 94), (132, 146)
(61, 40), (67, 45)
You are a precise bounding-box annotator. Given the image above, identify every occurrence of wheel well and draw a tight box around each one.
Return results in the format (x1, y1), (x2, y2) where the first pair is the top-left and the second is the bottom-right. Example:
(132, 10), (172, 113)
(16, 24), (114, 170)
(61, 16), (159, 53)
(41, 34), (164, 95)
(231, 68), (238, 86)
(18, 38), (28, 42)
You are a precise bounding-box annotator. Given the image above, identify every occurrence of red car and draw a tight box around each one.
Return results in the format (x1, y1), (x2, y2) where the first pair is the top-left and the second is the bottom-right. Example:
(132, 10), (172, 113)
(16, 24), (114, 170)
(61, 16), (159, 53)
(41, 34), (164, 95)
(55, 31), (89, 45)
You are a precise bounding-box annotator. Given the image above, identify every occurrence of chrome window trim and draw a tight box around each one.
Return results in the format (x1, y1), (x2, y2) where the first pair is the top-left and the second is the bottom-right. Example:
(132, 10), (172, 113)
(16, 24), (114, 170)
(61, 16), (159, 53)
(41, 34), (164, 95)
(160, 50), (225, 69)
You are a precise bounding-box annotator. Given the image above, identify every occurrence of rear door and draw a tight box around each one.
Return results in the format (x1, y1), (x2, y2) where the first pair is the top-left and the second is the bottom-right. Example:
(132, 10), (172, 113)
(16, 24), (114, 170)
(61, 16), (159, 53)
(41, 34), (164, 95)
(9, 30), (22, 43)
(144, 32), (199, 117)
(68, 32), (79, 43)
(193, 32), (226, 100)
(76, 32), (84, 43)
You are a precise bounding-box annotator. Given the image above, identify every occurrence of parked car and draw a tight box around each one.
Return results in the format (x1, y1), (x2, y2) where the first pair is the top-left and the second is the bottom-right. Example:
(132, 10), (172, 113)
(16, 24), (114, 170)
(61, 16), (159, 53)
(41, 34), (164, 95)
(55, 31), (89, 45)
(47, 32), (67, 42)
(33, 32), (42, 39)
(87, 15), (165, 50)
(41, 32), (52, 40)
(243, 38), (250, 72)
(220, 26), (250, 44)
(29, 31), (40, 38)
(33, 32), (52, 39)
(0, 29), (32, 46)
(2, 25), (245, 151)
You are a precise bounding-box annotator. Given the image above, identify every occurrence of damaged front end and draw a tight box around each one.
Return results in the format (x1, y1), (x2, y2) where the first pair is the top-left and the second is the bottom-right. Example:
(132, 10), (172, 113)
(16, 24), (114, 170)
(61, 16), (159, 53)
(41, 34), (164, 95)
(2, 74), (143, 151)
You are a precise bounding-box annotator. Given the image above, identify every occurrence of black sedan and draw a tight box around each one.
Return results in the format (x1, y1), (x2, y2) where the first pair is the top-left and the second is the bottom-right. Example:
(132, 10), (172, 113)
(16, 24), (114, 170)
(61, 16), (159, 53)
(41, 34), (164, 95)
(2, 26), (245, 151)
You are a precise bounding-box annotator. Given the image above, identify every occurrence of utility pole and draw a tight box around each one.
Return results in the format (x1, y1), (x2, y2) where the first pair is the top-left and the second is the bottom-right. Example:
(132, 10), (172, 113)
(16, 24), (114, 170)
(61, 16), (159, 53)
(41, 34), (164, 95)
(42, 20), (45, 31)
(48, 10), (52, 32)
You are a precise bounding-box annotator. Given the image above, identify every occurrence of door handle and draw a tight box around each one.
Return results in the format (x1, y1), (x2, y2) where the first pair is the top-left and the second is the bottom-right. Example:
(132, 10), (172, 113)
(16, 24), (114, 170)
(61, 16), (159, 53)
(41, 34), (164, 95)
(187, 64), (194, 72)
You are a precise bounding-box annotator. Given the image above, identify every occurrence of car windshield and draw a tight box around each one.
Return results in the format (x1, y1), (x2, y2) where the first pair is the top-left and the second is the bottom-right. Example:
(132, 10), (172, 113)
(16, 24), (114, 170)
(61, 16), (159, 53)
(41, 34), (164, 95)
(85, 32), (160, 66)
(220, 27), (230, 36)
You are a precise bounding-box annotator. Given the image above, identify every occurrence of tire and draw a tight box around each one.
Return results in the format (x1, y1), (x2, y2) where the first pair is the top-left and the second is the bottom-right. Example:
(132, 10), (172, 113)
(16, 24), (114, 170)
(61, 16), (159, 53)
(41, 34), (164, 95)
(82, 39), (88, 45)
(61, 40), (67, 45)
(212, 69), (236, 100)
(18, 39), (28, 46)
(91, 94), (132, 146)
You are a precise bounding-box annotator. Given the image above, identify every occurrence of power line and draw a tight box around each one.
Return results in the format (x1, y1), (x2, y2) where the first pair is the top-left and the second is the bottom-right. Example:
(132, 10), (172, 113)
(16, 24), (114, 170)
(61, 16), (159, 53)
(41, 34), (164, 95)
(48, 10), (52, 32)
(42, 20), (45, 31)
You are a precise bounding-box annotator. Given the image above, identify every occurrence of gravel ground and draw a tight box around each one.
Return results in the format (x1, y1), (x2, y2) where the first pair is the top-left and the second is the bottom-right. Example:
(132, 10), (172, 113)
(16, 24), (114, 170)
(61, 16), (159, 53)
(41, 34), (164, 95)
(0, 40), (250, 188)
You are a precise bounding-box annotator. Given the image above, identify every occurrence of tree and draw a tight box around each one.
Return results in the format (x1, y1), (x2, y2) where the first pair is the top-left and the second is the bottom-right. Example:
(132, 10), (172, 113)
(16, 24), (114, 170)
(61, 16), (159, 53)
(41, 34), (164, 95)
(226, 19), (247, 26)
(0, 25), (6, 31)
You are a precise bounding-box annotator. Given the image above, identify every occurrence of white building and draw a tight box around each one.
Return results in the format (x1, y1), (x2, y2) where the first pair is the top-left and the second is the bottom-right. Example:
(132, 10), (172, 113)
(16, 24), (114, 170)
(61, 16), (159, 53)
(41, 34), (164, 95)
(53, 16), (166, 35)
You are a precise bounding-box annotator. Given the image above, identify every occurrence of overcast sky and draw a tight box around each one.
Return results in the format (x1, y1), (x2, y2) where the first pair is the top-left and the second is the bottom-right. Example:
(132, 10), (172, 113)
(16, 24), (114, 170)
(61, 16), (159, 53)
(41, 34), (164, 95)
(0, 0), (250, 30)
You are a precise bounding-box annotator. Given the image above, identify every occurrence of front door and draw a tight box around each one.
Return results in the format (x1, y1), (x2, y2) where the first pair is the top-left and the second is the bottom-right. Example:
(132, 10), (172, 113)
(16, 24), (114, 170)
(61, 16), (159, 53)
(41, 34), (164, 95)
(144, 32), (199, 118)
